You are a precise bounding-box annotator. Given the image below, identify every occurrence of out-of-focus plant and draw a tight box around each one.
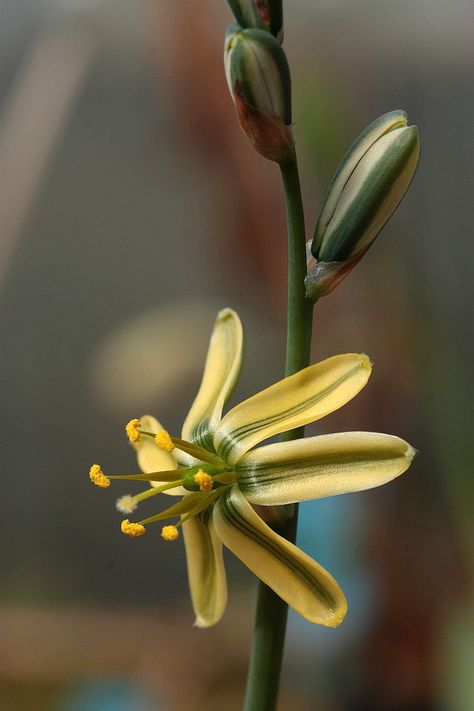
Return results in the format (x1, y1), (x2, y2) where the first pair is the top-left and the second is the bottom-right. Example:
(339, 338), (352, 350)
(88, 3), (420, 710)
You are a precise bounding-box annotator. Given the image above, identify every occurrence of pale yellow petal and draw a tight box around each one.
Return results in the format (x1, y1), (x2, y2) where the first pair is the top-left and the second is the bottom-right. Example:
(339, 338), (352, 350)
(182, 513), (228, 628)
(214, 354), (371, 466)
(134, 415), (185, 496)
(237, 431), (416, 505)
(213, 486), (347, 626)
(182, 309), (243, 450)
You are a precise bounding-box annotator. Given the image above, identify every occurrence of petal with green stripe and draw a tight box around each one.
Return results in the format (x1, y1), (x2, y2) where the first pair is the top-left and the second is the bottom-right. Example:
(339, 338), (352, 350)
(134, 416), (184, 496)
(237, 431), (416, 505)
(182, 308), (243, 450)
(182, 512), (228, 628)
(214, 354), (371, 466)
(213, 486), (347, 626)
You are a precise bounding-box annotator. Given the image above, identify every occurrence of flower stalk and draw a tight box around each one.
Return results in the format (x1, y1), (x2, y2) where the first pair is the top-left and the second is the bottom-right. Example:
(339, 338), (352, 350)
(243, 155), (313, 711)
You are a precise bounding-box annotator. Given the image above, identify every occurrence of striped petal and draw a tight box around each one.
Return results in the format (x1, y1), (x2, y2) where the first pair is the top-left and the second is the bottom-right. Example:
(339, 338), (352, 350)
(134, 416), (185, 496)
(182, 512), (228, 628)
(182, 309), (243, 450)
(214, 354), (371, 466)
(237, 431), (417, 505)
(213, 486), (347, 626)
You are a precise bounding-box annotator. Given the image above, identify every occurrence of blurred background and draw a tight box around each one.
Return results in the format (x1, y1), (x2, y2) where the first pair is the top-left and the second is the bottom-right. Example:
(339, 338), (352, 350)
(0, 1), (473, 709)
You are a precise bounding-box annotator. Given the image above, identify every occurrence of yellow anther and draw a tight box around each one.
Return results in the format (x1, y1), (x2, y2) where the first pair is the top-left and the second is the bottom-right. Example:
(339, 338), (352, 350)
(121, 519), (146, 537)
(161, 525), (179, 541)
(89, 464), (110, 488)
(193, 469), (213, 492)
(125, 418), (141, 443)
(155, 430), (174, 452)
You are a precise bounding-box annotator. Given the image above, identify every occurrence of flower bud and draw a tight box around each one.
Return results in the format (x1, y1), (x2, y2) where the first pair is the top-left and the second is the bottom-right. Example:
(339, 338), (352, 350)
(224, 24), (294, 163)
(226, 0), (283, 41)
(306, 110), (420, 299)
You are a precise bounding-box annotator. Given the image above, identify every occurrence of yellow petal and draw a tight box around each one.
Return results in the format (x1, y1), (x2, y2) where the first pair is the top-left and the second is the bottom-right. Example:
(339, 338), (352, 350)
(182, 309), (243, 450)
(237, 431), (416, 505)
(182, 513), (228, 628)
(134, 415), (185, 496)
(213, 486), (347, 626)
(214, 354), (371, 466)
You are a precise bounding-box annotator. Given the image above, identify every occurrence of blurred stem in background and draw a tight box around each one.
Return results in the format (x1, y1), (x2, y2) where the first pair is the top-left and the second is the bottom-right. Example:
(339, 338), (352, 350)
(0, 22), (95, 297)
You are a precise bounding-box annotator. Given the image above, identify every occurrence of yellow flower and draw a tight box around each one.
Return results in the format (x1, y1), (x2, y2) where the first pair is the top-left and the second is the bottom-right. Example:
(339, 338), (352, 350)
(91, 308), (415, 628)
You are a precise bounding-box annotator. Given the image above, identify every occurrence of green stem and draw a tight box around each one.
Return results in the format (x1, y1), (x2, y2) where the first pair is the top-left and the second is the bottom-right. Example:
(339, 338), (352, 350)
(243, 156), (314, 711)
(280, 158), (314, 380)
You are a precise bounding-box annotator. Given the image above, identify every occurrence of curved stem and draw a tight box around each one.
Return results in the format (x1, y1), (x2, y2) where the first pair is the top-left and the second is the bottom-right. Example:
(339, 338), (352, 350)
(243, 156), (314, 711)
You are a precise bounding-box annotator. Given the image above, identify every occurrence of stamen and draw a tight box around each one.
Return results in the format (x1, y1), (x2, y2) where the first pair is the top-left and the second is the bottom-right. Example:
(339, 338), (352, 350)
(121, 519), (146, 537)
(169, 436), (223, 466)
(138, 429), (223, 467)
(193, 469), (213, 492)
(125, 418), (141, 443)
(161, 525), (179, 541)
(89, 464), (110, 488)
(136, 492), (204, 526)
(155, 430), (174, 452)
(135, 488), (219, 527)
(178, 487), (229, 525)
(213, 471), (237, 485)
(107, 467), (186, 483)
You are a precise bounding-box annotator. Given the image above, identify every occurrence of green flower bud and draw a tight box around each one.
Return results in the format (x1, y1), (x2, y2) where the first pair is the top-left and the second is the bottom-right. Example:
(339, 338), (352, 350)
(306, 110), (420, 299)
(224, 24), (294, 163)
(226, 0), (283, 41)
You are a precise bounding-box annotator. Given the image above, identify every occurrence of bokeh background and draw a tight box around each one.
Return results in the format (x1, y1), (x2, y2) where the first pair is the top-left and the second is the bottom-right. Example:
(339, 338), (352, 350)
(1, 1), (473, 709)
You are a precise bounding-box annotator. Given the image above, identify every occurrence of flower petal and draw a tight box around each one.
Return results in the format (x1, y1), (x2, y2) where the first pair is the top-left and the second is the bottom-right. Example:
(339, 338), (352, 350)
(214, 354), (371, 465)
(182, 512), (228, 628)
(134, 416), (185, 496)
(182, 308), (243, 450)
(237, 431), (416, 505)
(213, 486), (347, 626)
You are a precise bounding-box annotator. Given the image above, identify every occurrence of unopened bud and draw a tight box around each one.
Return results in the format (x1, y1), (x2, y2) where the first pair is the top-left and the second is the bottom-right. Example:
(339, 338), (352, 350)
(224, 24), (293, 163)
(306, 110), (420, 299)
(227, 0), (283, 41)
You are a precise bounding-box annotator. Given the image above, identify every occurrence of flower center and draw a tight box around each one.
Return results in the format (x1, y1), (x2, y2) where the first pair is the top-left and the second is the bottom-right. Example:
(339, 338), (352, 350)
(90, 421), (236, 540)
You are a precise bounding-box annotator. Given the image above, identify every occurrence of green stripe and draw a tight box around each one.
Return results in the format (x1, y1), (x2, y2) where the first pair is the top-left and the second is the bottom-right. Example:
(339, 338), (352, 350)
(319, 127), (418, 261)
(218, 363), (363, 462)
(196, 513), (217, 596)
(219, 490), (336, 609)
(191, 418), (216, 452)
(312, 110), (408, 256)
(237, 450), (403, 487)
